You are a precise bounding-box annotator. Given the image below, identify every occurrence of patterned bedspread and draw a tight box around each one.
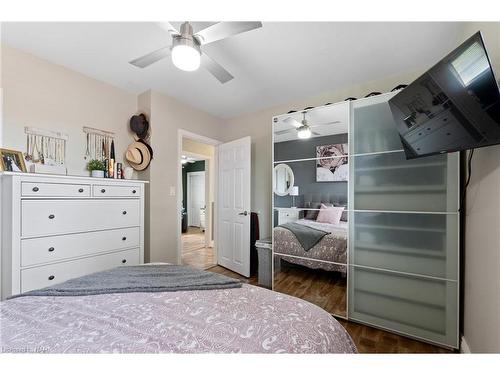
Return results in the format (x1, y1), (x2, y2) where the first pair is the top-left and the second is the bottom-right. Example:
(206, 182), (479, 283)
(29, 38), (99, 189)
(274, 220), (347, 273)
(0, 284), (356, 353)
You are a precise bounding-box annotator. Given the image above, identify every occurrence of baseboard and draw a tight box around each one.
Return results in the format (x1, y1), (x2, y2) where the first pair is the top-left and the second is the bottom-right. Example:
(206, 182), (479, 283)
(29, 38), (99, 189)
(460, 335), (471, 353)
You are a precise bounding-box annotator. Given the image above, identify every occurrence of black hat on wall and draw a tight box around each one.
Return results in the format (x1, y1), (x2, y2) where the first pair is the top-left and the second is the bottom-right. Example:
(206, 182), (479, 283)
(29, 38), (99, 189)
(130, 113), (149, 139)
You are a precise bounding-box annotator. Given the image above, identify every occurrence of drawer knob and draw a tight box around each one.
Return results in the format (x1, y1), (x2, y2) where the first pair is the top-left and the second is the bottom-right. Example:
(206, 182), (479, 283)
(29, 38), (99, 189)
(78, 188), (84, 193)
(48, 275), (55, 281)
(122, 236), (127, 241)
(132, 189), (137, 194)
(122, 259), (127, 264)
(101, 188), (106, 193)
(48, 247), (55, 252)
(48, 214), (55, 219)
(122, 211), (127, 215)
(32, 186), (39, 192)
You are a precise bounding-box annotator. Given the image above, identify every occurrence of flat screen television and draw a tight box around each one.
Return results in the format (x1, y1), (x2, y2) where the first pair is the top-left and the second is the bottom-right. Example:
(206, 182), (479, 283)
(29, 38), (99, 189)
(389, 31), (500, 159)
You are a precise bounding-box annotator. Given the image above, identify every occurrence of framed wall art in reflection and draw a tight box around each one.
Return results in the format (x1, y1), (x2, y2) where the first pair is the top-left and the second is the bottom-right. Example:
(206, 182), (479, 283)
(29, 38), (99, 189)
(316, 143), (348, 182)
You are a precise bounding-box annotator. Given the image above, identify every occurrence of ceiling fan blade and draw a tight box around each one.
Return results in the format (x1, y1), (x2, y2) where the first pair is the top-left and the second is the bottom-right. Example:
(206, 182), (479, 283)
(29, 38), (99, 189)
(309, 121), (341, 128)
(157, 21), (179, 35)
(200, 52), (234, 83)
(129, 46), (170, 68)
(312, 131), (321, 136)
(283, 117), (303, 128)
(194, 21), (262, 45)
(274, 129), (294, 136)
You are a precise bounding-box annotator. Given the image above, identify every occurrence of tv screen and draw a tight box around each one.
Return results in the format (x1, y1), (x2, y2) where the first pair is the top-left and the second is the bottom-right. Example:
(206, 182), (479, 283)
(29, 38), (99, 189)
(389, 31), (500, 159)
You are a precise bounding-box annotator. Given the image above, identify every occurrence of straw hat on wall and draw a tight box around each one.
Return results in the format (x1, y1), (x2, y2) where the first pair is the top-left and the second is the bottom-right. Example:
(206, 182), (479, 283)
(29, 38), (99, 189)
(125, 139), (153, 171)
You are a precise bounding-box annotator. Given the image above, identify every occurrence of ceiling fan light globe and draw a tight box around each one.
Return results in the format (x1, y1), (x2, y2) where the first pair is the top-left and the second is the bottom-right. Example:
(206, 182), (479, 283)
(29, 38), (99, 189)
(171, 44), (201, 71)
(297, 127), (312, 139)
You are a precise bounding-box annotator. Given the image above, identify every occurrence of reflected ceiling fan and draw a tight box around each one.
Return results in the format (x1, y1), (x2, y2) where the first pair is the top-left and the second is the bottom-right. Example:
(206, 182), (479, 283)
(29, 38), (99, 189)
(129, 21), (262, 84)
(276, 112), (340, 139)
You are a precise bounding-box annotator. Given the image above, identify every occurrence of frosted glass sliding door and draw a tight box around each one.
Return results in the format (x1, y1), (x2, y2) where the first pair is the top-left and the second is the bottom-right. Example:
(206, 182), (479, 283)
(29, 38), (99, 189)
(351, 151), (459, 212)
(348, 93), (459, 349)
(349, 211), (458, 279)
(349, 266), (458, 348)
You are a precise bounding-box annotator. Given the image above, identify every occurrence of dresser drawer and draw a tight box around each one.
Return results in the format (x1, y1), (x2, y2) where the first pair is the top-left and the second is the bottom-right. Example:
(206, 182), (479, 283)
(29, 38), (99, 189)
(21, 227), (140, 267)
(22, 182), (91, 197)
(93, 184), (141, 197)
(20, 248), (140, 293)
(278, 210), (299, 225)
(21, 199), (140, 237)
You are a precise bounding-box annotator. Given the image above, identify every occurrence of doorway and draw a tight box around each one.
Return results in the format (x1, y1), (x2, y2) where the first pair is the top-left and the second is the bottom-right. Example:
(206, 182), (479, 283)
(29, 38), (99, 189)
(178, 130), (219, 270)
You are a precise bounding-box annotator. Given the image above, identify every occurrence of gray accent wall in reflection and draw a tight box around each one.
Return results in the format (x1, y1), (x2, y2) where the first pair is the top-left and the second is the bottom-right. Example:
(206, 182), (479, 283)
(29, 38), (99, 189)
(274, 133), (348, 208)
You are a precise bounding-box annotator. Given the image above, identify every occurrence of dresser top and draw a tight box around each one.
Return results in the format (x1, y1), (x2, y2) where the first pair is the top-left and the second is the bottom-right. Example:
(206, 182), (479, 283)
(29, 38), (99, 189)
(0, 171), (149, 183)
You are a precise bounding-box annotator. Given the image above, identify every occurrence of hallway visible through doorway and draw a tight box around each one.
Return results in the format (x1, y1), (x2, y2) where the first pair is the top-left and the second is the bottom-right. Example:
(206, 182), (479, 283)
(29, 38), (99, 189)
(181, 227), (215, 269)
(179, 133), (218, 270)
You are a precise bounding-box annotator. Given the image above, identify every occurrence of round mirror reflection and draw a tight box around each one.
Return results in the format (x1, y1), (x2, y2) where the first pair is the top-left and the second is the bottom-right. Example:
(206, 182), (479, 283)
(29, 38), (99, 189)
(273, 163), (294, 196)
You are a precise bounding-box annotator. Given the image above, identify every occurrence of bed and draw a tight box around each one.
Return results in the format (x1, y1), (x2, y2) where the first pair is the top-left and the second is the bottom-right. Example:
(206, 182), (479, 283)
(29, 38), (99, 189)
(274, 219), (348, 274)
(0, 267), (356, 354)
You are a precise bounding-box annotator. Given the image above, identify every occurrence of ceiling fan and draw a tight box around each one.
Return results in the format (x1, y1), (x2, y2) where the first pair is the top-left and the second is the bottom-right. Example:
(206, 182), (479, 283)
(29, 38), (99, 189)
(275, 112), (340, 139)
(129, 21), (262, 84)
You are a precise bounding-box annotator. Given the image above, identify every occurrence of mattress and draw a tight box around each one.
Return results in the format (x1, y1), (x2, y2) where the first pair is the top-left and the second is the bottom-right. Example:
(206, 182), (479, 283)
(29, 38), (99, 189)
(274, 219), (347, 273)
(0, 284), (356, 354)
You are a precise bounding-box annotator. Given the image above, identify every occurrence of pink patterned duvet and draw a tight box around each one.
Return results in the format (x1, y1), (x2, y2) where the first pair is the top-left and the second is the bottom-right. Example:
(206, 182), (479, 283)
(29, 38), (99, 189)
(0, 284), (356, 353)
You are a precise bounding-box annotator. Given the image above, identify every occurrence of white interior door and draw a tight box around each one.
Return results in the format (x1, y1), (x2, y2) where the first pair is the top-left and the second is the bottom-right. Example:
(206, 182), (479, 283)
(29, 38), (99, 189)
(187, 171), (205, 227)
(217, 136), (251, 277)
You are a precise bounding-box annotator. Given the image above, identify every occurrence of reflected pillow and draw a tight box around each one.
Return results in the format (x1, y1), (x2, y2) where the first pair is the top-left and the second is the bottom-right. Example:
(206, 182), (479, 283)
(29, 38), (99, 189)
(316, 204), (344, 225)
(335, 206), (348, 222)
(304, 202), (321, 220)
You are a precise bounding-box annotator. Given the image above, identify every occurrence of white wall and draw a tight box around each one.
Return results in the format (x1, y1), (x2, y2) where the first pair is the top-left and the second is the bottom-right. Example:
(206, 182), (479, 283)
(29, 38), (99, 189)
(144, 90), (223, 263)
(460, 23), (500, 353)
(0, 45), (225, 265)
(221, 70), (422, 238)
(1, 45), (137, 175)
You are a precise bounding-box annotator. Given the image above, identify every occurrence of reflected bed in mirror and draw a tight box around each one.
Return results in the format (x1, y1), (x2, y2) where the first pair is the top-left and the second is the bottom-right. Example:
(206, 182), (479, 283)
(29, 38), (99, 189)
(273, 212), (348, 318)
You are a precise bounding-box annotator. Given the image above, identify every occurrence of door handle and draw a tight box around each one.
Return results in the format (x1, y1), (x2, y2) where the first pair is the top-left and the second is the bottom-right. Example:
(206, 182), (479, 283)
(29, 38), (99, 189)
(238, 210), (249, 216)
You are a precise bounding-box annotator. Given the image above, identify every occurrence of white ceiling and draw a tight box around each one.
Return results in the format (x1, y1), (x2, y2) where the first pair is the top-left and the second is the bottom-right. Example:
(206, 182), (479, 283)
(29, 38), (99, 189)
(1, 22), (464, 118)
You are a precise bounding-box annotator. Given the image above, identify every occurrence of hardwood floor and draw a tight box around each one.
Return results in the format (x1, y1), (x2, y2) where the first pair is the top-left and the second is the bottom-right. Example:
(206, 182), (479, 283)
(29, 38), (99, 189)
(208, 264), (452, 354)
(181, 227), (215, 270)
(274, 260), (347, 317)
(338, 320), (451, 353)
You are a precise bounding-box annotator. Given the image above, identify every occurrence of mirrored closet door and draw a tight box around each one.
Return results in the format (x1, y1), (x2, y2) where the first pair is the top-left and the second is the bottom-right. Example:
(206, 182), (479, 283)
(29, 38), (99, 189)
(272, 102), (349, 318)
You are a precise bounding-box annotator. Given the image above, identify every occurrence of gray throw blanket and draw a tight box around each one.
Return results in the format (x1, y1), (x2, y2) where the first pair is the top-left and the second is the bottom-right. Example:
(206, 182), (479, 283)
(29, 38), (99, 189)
(10, 265), (242, 298)
(278, 222), (329, 251)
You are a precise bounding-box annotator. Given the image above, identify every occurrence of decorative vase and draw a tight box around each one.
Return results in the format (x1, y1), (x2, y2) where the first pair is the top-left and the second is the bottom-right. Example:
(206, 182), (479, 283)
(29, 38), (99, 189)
(123, 167), (134, 179)
(91, 170), (104, 178)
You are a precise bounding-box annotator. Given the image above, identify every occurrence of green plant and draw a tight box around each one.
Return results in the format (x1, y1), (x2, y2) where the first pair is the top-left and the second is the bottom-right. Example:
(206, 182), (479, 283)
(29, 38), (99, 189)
(87, 159), (105, 171)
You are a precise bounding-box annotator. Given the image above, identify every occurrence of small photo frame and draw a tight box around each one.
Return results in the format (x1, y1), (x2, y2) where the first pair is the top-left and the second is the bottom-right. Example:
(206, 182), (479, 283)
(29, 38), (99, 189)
(0, 148), (27, 172)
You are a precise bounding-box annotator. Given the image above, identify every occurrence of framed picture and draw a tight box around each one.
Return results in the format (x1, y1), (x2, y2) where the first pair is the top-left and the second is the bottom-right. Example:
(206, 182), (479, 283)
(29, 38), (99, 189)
(0, 148), (27, 172)
(316, 143), (348, 182)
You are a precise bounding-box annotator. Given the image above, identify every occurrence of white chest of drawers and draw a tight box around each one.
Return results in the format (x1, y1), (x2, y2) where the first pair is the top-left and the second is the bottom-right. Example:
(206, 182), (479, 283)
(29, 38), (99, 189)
(1, 172), (148, 299)
(277, 208), (299, 225)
